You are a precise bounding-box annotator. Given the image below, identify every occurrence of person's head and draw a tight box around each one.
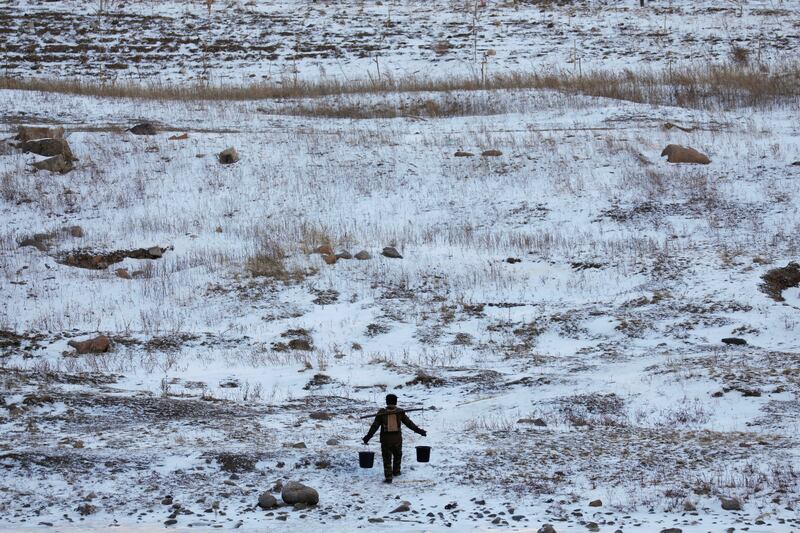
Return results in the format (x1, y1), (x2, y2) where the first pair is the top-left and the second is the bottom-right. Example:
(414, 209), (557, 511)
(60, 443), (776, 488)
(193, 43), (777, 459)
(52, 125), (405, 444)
(386, 394), (398, 406)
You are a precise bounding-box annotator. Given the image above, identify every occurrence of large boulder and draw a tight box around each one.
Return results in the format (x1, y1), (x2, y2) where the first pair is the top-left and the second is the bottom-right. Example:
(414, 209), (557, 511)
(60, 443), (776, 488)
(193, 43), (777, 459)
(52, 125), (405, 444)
(382, 246), (402, 259)
(22, 138), (74, 160)
(32, 154), (73, 174)
(281, 481), (319, 505)
(17, 125), (65, 143)
(660, 144), (710, 164)
(257, 492), (277, 509)
(67, 335), (111, 354)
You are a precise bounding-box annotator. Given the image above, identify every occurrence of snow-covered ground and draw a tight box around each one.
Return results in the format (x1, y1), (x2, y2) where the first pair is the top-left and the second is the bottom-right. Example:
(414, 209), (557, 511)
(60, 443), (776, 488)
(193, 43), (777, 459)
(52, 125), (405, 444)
(1, 1), (800, 532)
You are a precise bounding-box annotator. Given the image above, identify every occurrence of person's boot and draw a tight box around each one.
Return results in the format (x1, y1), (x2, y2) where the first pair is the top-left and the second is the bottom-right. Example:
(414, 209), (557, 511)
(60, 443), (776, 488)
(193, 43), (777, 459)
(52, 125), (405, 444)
(392, 470), (401, 477)
(383, 477), (393, 484)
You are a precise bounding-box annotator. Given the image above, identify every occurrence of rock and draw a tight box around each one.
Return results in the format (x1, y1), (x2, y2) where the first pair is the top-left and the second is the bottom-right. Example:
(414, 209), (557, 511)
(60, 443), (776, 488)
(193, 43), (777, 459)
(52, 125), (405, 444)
(444, 502), (457, 510)
(517, 418), (547, 426)
(281, 481), (319, 506)
(129, 123), (157, 135)
(454, 150), (474, 157)
(314, 245), (334, 255)
(162, 496), (173, 505)
(290, 442), (307, 449)
(390, 501), (411, 513)
(76, 503), (97, 516)
(538, 525), (557, 533)
(588, 499), (602, 507)
(481, 149), (503, 157)
(660, 528), (683, 533)
(169, 133), (189, 140)
(18, 233), (51, 252)
(720, 496), (741, 511)
(354, 250), (371, 260)
(147, 246), (163, 258)
(368, 518), (384, 523)
(586, 522), (599, 532)
(164, 519), (178, 526)
(69, 226), (84, 238)
(218, 147), (239, 164)
(512, 515), (525, 521)
(335, 250), (352, 260)
(115, 268), (132, 279)
(506, 257), (521, 264)
(660, 144), (710, 164)
(257, 492), (277, 509)
(67, 335), (111, 354)
(288, 339), (312, 351)
(325, 438), (340, 446)
(309, 411), (332, 421)
(321, 254), (338, 265)
(32, 154), (73, 174)
(722, 337), (747, 346)
(16, 125), (65, 142)
(382, 246), (402, 259)
(22, 138), (74, 160)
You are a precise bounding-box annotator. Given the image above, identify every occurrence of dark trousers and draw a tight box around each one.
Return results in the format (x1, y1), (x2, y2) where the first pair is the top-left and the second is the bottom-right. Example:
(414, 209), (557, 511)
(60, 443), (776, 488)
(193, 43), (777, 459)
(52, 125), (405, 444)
(381, 442), (402, 479)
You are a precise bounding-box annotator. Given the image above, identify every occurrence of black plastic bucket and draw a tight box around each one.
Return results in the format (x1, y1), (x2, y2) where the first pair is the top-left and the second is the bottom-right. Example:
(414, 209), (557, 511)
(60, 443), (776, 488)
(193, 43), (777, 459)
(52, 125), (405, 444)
(415, 446), (431, 463)
(359, 451), (375, 468)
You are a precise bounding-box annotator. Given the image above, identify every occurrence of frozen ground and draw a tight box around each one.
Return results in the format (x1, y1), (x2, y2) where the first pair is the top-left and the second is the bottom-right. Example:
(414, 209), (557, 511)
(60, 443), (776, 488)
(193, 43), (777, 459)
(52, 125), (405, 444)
(1, 85), (799, 531)
(1, 1), (800, 532)
(1, 0), (799, 83)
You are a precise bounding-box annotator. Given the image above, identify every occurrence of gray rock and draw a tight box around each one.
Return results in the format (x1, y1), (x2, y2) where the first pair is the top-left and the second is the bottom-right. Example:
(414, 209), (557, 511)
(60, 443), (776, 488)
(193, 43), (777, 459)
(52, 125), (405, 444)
(335, 250), (352, 260)
(720, 496), (741, 511)
(219, 147), (239, 164)
(382, 246), (402, 259)
(258, 492), (278, 509)
(325, 438), (340, 446)
(537, 525), (557, 533)
(354, 250), (371, 260)
(129, 123), (157, 135)
(147, 246), (163, 258)
(17, 125), (64, 142)
(588, 499), (602, 507)
(586, 522), (599, 532)
(660, 528), (683, 533)
(281, 481), (319, 506)
(309, 411), (332, 421)
(390, 501), (411, 513)
(32, 154), (73, 174)
(721, 337), (747, 346)
(22, 138), (74, 160)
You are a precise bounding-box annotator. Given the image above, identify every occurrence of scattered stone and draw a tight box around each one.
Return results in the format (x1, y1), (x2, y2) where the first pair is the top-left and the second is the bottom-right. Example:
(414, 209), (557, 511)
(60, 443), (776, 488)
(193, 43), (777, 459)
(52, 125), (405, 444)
(76, 503), (97, 516)
(760, 262), (800, 302)
(660, 144), (710, 164)
(354, 250), (371, 260)
(18, 233), (51, 252)
(289, 442), (307, 449)
(720, 496), (742, 511)
(67, 335), (111, 354)
(481, 149), (503, 157)
(288, 338), (312, 351)
(390, 501), (411, 513)
(22, 138), (74, 160)
(368, 518), (384, 523)
(588, 499), (602, 507)
(115, 268), (132, 279)
(321, 254), (338, 265)
(16, 125), (65, 142)
(382, 246), (402, 259)
(538, 525), (557, 533)
(257, 492), (277, 509)
(218, 147), (239, 164)
(325, 438), (340, 445)
(444, 502), (457, 510)
(69, 226), (84, 238)
(147, 246), (163, 258)
(506, 257), (522, 264)
(164, 519), (178, 526)
(512, 515), (525, 521)
(586, 522), (600, 532)
(517, 418), (547, 426)
(169, 133), (189, 140)
(129, 123), (157, 135)
(454, 150), (474, 157)
(721, 337), (747, 346)
(315, 245), (334, 255)
(217, 453), (256, 472)
(682, 501), (696, 512)
(660, 528), (683, 533)
(281, 481), (319, 506)
(309, 411), (332, 421)
(32, 154), (73, 174)
(162, 496), (174, 505)
(335, 250), (352, 260)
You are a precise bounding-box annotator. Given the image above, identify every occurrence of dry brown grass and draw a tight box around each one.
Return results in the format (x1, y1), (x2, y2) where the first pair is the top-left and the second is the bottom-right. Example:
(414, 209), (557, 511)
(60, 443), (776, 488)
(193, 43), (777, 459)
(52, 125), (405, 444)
(2, 63), (800, 110)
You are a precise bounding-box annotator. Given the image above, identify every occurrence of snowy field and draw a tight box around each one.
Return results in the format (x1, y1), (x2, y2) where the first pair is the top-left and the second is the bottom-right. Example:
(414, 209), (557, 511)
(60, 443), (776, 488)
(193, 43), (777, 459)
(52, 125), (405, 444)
(1, 1), (800, 533)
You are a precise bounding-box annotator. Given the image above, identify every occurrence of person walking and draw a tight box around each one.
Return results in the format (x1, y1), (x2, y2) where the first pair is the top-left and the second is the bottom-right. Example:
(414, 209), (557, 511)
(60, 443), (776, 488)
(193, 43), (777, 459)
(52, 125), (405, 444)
(362, 394), (427, 483)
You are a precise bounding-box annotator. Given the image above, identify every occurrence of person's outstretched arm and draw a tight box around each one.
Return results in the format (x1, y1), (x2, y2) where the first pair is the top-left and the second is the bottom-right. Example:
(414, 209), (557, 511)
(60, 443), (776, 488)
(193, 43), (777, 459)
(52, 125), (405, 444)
(401, 411), (427, 436)
(363, 412), (382, 443)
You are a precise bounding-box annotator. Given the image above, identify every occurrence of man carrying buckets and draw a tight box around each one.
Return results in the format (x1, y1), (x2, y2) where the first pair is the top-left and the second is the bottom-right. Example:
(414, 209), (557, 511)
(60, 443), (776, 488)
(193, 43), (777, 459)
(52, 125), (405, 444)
(362, 394), (427, 483)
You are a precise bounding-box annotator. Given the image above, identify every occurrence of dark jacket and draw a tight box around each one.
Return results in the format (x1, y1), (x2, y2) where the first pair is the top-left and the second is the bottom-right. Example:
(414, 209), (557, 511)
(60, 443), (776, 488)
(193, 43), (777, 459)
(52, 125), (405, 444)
(364, 407), (425, 445)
